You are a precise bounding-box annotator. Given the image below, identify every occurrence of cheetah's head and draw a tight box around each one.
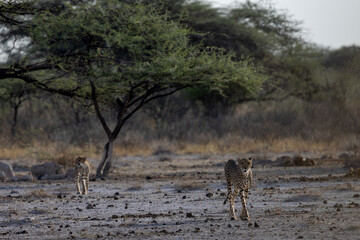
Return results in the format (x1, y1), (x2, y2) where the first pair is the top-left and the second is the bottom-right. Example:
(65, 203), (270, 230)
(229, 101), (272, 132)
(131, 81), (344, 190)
(237, 157), (252, 173)
(75, 156), (87, 166)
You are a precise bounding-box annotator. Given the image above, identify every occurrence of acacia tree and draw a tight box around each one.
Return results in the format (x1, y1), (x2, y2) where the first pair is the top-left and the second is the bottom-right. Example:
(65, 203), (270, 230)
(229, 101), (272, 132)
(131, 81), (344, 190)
(1, 0), (265, 177)
(0, 79), (35, 141)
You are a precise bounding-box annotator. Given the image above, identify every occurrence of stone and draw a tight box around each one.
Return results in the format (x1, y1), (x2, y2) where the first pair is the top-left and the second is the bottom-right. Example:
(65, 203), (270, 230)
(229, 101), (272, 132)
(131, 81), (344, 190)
(275, 156), (292, 166)
(17, 172), (34, 181)
(339, 153), (350, 160)
(30, 162), (64, 179)
(283, 159), (295, 167)
(344, 159), (360, 168)
(293, 156), (305, 166)
(303, 159), (315, 166)
(42, 174), (66, 180)
(206, 193), (213, 198)
(65, 168), (76, 179)
(0, 162), (15, 179)
(0, 171), (8, 181)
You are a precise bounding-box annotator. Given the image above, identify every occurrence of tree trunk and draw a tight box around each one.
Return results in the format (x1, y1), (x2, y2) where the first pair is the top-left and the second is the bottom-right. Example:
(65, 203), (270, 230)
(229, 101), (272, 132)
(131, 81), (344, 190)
(96, 139), (114, 177)
(10, 104), (19, 141)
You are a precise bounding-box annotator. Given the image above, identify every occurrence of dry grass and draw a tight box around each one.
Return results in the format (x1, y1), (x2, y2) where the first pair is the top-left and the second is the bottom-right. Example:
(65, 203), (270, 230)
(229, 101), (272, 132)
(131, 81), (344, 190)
(0, 133), (358, 163)
(0, 141), (100, 167)
(160, 135), (358, 155)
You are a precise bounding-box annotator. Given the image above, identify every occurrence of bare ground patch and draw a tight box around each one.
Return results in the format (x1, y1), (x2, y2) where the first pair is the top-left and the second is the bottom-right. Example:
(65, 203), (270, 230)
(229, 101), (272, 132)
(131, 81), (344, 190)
(0, 154), (360, 239)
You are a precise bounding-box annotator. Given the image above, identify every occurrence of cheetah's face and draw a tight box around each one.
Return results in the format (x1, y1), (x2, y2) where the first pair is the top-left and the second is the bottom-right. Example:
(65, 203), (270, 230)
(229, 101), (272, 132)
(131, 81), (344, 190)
(237, 157), (252, 172)
(75, 157), (86, 166)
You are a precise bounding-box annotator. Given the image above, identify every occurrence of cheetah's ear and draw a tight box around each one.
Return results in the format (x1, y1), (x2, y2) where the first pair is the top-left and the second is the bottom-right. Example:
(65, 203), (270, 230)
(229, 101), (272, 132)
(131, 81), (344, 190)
(248, 157), (253, 161)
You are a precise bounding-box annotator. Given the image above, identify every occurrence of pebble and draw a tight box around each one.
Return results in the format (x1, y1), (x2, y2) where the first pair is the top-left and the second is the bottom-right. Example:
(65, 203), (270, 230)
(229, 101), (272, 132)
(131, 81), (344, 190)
(86, 203), (94, 209)
(206, 193), (213, 198)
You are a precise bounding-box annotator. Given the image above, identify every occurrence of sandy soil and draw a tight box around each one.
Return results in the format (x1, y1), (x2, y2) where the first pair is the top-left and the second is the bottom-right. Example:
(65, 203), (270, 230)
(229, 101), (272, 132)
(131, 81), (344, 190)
(1, 154), (360, 239)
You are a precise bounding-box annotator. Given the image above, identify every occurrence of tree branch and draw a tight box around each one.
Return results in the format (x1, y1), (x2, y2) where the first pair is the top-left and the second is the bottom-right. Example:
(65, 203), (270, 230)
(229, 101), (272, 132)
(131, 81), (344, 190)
(89, 80), (112, 138)
(143, 86), (188, 105)
(113, 86), (188, 139)
(16, 74), (82, 98)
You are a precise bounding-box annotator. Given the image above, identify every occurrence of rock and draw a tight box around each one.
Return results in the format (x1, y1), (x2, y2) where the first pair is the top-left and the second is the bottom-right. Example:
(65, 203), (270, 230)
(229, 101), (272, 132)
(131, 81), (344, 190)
(344, 159), (360, 168)
(254, 221), (260, 227)
(153, 149), (173, 156)
(65, 168), (76, 179)
(17, 172), (34, 181)
(275, 156), (292, 166)
(159, 157), (171, 162)
(9, 190), (21, 198)
(346, 167), (360, 177)
(334, 203), (343, 211)
(0, 171), (8, 181)
(283, 159), (295, 167)
(0, 162), (15, 179)
(30, 162), (64, 180)
(293, 156), (305, 166)
(12, 164), (30, 172)
(186, 212), (193, 218)
(252, 159), (273, 167)
(339, 153), (351, 160)
(303, 159), (315, 166)
(206, 193), (213, 198)
(281, 156), (314, 167)
(86, 203), (94, 209)
(42, 173), (66, 180)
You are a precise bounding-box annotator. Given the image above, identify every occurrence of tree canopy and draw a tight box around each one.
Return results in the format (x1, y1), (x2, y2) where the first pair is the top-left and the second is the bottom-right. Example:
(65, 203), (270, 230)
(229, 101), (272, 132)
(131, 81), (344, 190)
(0, 0), (267, 176)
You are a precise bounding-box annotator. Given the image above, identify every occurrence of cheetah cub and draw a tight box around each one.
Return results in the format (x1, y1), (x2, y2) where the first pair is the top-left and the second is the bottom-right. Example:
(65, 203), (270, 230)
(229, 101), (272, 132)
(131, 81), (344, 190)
(223, 157), (253, 221)
(74, 157), (90, 195)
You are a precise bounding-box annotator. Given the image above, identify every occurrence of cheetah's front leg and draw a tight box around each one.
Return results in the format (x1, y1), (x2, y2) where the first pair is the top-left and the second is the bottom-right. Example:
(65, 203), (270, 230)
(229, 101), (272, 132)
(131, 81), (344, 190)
(82, 178), (88, 195)
(85, 174), (89, 194)
(240, 190), (250, 221)
(76, 174), (82, 195)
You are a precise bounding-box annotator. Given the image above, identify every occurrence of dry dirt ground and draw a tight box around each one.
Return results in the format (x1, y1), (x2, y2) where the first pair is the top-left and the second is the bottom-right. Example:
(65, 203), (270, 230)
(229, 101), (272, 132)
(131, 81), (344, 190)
(1, 154), (360, 239)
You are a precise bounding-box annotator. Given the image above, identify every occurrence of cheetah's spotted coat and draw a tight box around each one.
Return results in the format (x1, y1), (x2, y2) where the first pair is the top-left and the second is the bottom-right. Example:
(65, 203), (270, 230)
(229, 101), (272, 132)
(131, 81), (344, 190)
(223, 157), (253, 221)
(74, 157), (90, 195)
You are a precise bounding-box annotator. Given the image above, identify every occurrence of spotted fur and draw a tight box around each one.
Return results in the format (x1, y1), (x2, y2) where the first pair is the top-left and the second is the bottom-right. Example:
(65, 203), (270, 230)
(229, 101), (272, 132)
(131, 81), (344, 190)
(74, 157), (90, 195)
(223, 157), (253, 221)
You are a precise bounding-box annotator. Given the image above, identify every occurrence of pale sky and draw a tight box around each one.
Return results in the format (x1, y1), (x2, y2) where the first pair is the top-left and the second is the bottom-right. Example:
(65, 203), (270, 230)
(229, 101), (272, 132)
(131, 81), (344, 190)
(208, 0), (360, 49)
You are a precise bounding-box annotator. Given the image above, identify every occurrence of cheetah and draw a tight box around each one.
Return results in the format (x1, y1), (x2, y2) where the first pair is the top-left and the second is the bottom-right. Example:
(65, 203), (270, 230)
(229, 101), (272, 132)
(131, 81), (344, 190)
(74, 157), (90, 195)
(223, 157), (253, 221)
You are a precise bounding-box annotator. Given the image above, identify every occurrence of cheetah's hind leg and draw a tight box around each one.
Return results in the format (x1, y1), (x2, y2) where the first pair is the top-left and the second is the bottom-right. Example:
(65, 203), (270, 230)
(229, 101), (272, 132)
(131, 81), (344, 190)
(223, 179), (232, 205)
(239, 191), (250, 221)
(76, 174), (82, 195)
(229, 188), (239, 220)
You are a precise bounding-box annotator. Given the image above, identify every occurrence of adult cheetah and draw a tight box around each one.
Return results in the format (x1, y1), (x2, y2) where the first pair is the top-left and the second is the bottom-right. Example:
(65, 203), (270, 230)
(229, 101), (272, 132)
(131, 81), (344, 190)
(223, 157), (253, 221)
(74, 157), (90, 195)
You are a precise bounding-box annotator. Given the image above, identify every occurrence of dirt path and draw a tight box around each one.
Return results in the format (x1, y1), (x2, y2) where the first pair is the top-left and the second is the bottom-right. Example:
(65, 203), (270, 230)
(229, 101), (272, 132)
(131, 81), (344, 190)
(1, 154), (359, 239)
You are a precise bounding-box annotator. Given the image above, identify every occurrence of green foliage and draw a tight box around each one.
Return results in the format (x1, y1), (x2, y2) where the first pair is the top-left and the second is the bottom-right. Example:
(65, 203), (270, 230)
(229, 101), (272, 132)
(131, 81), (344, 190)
(158, 0), (321, 103)
(0, 78), (34, 104)
(28, 0), (265, 109)
(323, 45), (360, 69)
